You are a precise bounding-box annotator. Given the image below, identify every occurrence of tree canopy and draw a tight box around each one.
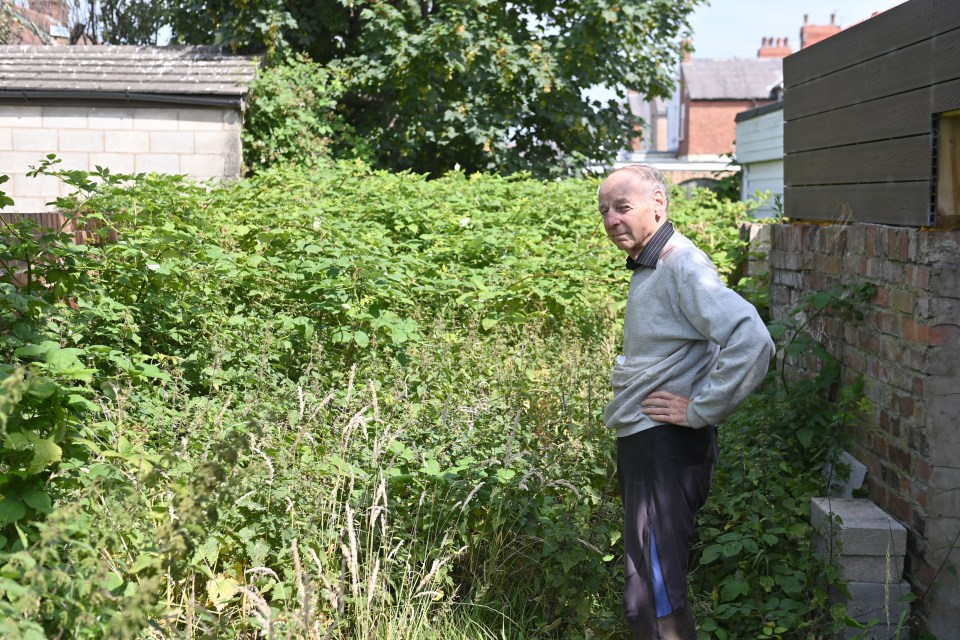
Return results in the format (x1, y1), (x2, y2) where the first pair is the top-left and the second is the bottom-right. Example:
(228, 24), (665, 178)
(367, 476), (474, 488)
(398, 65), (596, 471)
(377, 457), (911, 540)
(168, 0), (701, 177)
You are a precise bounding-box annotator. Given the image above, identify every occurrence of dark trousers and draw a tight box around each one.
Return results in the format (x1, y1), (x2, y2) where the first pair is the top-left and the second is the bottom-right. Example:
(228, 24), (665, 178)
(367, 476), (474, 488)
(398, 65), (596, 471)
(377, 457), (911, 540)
(617, 425), (718, 640)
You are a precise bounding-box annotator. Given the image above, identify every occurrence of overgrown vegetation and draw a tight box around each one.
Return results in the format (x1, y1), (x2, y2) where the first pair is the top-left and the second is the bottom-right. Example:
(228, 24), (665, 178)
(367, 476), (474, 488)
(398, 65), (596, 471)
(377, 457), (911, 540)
(1, 161), (863, 638)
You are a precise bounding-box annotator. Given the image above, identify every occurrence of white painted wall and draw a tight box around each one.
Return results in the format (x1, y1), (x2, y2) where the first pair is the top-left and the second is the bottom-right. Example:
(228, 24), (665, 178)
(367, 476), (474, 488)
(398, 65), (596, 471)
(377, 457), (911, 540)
(736, 106), (783, 217)
(0, 104), (242, 214)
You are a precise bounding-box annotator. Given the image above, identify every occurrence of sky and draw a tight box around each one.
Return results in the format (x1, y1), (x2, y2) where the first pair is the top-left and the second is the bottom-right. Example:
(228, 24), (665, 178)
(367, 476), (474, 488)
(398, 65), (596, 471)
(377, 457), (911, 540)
(686, 0), (906, 59)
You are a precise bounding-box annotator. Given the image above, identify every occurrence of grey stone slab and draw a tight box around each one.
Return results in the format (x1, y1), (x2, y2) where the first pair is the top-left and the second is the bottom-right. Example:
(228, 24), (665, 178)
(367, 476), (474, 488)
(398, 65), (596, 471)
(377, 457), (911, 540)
(832, 580), (911, 640)
(811, 498), (907, 557)
(815, 534), (906, 582)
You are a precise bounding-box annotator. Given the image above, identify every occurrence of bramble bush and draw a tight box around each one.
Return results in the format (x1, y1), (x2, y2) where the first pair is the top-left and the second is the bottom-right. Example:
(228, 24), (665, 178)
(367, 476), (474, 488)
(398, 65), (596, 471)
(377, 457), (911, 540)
(0, 160), (862, 638)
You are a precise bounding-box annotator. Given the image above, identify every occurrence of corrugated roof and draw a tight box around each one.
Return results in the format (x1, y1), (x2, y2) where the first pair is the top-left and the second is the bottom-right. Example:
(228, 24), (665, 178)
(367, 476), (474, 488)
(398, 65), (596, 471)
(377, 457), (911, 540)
(681, 58), (783, 100)
(0, 45), (260, 99)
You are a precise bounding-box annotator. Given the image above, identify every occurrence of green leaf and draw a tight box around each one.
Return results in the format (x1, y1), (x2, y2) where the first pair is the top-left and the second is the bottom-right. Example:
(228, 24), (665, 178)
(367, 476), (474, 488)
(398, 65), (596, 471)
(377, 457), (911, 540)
(27, 433), (63, 474)
(481, 316), (498, 331)
(0, 497), (26, 524)
(21, 488), (52, 513)
(26, 377), (58, 400)
(353, 331), (369, 347)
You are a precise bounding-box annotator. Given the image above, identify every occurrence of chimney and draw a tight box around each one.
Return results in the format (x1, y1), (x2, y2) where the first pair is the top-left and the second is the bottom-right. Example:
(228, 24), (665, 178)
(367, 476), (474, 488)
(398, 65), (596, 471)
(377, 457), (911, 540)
(758, 35), (792, 59)
(801, 15), (842, 49)
(681, 38), (692, 63)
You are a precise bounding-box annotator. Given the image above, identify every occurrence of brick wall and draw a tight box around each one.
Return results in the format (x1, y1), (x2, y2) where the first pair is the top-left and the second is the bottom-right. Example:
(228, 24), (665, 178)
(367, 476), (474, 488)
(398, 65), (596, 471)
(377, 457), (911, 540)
(680, 99), (775, 157)
(0, 104), (243, 213)
(769, 222), (960, 636)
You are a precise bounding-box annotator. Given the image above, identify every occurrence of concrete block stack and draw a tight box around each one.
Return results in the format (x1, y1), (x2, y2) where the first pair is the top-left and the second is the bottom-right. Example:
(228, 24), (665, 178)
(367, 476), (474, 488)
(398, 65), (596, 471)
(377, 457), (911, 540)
(811, 497), (911, 639)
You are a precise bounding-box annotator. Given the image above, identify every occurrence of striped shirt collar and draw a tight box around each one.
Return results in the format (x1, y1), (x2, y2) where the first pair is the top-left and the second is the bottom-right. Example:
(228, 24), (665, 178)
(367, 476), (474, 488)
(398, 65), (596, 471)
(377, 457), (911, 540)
(626, 221), (674, 270)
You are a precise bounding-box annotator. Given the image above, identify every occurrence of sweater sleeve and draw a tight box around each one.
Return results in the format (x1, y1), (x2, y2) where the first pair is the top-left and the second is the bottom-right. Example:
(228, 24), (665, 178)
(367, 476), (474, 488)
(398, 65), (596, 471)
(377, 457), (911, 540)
(675, 251), (775, 428)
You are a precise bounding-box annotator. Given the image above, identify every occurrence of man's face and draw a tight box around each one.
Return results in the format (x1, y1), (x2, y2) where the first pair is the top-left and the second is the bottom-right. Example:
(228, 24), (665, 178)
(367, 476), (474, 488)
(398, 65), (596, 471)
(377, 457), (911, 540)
(598, 172), (666, 258)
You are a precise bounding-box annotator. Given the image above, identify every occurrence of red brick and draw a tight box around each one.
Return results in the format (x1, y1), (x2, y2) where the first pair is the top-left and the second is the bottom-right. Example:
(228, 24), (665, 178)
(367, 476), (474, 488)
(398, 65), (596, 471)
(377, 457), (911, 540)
(912, 484), (928, 509)
(858, 331), (881, 353)
(889, 444), (912, 470)
(872, 285), (890, 307)
(897, 394), (914, 417)
(928, 323), (960, 346)
(915, 456), (931, 482)
(913, 376), (924, 395)
(890, 289), (915, 314)
(906, 264), (930, 288)
(902, 318), (930, 343)
(911, 508), (926, 537)
(889, 494), (911, 522)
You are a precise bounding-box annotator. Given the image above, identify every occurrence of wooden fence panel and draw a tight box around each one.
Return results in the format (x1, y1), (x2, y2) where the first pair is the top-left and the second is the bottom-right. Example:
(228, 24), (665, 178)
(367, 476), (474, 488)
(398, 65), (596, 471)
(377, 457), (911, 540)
(784, 182), (931, 226)
(785, 26), (960, 121)
(784, 136), (932, 186)
(784, 78), (960, 153)
(784, 0), (960, 87)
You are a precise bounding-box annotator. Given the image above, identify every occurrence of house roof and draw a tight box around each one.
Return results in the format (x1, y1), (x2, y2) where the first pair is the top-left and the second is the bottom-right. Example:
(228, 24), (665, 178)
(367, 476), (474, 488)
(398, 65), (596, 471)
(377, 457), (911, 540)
(681, 58), (783, 101)
(0, 45), (261, 107)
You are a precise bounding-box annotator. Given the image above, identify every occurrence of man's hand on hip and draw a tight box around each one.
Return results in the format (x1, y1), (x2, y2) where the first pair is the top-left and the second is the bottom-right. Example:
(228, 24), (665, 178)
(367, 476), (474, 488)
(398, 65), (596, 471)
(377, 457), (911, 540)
(641, 390), (691, 427)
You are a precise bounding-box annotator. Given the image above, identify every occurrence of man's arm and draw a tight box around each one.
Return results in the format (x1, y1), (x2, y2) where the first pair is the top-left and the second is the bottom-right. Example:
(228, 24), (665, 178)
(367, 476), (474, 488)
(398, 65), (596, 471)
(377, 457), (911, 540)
(670, 250), (774, 428)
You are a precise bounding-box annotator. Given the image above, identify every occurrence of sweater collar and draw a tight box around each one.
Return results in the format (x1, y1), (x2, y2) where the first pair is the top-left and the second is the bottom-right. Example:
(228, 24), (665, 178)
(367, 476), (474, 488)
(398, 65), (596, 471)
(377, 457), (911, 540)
(626, 222), (674, 270)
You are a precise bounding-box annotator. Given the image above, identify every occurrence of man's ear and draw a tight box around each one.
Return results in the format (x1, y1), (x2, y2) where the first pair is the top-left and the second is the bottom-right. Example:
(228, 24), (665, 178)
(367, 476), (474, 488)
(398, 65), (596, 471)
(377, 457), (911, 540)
(652, 189), (667, 220)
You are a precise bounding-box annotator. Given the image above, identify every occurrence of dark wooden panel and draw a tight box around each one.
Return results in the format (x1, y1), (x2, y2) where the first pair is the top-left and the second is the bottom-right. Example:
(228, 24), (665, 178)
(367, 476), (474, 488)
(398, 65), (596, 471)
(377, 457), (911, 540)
(785, 26), (960, 121)
(785, 136), (932, 186)
(785, 78), (960, 153)
(784, 182), (931, 226)
(784, 0), (960, 88)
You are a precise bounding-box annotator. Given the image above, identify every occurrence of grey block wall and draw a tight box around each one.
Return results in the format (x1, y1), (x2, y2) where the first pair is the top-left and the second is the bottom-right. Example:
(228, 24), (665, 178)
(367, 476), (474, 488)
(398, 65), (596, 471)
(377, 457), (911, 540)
(0, 104), (243, 214)
(811, 498), (912, 639)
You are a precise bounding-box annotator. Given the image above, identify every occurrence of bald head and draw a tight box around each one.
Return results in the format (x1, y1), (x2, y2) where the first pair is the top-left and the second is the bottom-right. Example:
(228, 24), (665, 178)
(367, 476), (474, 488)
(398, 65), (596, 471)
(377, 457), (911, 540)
(600, 165), (669, 215)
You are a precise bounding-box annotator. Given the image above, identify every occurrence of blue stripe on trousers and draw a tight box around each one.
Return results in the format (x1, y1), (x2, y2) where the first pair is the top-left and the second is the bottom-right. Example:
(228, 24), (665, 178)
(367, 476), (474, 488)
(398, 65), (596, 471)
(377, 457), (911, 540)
(649, 528), (673, 617)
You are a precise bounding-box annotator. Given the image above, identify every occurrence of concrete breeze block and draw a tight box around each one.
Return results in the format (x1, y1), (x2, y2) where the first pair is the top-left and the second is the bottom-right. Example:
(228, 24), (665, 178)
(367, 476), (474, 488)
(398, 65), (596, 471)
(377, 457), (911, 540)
(815, 535), (906, 583)
(105, 130), (150, 153)
(133, 108), (180, 131)
(811, 498), (907, 558)
(178, 108), (227, 131)
(12, 127), (58, 152)
(150, 131), (195, 154)
(134, 154), (180, 174)
(42, 106), (89, 129)
(834, 580), (911, 640)
(58, 129), (105, 152)
(88, 107), (135, 130)
(0, 106), (42, 128)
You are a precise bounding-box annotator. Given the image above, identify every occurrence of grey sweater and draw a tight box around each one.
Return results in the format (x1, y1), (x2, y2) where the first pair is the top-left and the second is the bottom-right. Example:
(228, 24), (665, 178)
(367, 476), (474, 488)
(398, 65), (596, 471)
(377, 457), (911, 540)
(604, 231), (774, 437)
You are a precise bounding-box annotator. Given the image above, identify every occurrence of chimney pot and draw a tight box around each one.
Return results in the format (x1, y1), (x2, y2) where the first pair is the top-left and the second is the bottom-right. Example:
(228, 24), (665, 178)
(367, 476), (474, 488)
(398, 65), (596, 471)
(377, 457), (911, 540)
(804, 14), (809, 24)
(831, 13), (836, 24)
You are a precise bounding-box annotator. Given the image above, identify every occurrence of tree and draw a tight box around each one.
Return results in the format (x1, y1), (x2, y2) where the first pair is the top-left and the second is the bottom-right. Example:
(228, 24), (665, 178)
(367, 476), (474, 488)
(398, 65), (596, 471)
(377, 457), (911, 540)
(169, 0), (703, 178)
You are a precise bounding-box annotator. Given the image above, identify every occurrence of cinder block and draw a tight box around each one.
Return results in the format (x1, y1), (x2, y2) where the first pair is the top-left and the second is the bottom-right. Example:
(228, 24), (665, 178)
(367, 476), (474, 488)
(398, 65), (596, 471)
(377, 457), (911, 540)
(0, 128), (12, 150)
(88, 153), (136, 174)
(194, 131), (235, 155)
(132, 108), (180, 131)
(42, 106), (89, 129)
(180, 153), (226, 178)
(825, 451), (868, 499)
(0, 106), (42, 127)
(814, 535), (905, 583)
(11, 172), (61, 198)
(834, 580), (911, 640)
(135, 154), (180, 175)
(88, 107), (134, 130)
(6, 196), (52, 214)
(811, 498), (907, 557)
(105, 130), (150, 153)
(0, 151), (50, 173)
(150, 131), (194, 154)
(59, 130), (105, 152)
(178, 108), (226, 131)
(12, 128), (58, 152)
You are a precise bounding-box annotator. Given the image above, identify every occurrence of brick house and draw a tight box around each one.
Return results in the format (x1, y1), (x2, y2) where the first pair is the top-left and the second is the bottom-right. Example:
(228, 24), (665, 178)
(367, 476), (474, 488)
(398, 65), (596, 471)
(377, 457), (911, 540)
(621, 15), (845, 188)
(0, 45), (260, 214)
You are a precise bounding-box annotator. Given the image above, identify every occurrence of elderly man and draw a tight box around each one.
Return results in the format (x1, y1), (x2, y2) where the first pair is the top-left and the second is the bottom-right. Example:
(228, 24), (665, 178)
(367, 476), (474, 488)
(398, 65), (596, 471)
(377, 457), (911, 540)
(598, 165), (773, 640)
